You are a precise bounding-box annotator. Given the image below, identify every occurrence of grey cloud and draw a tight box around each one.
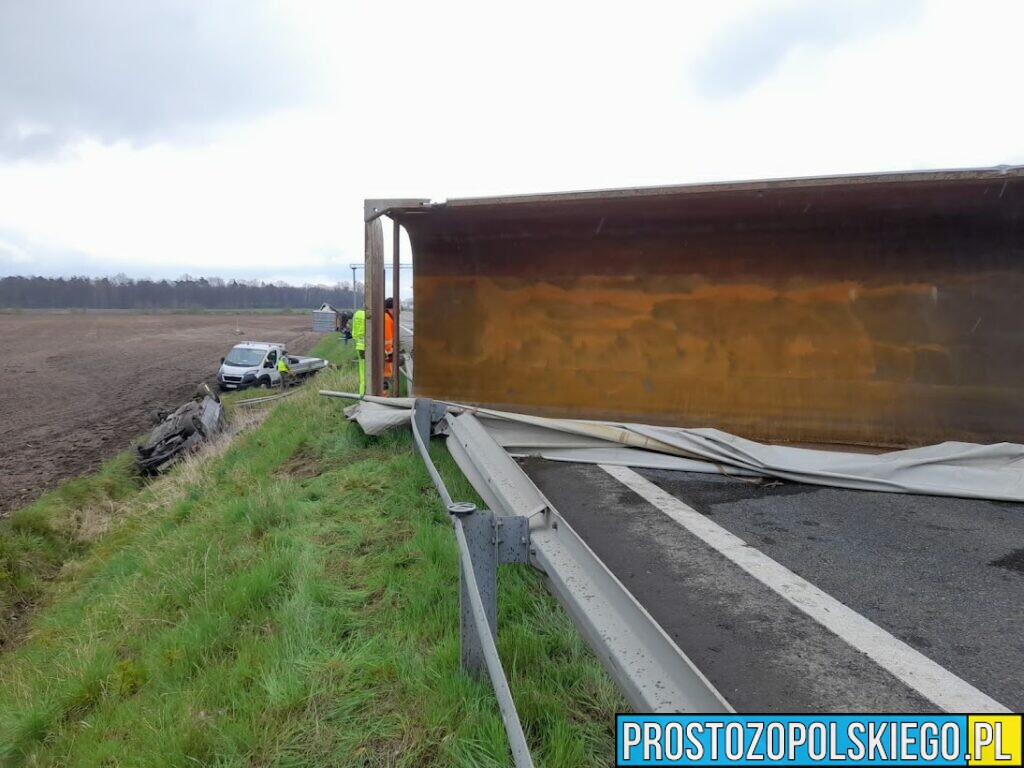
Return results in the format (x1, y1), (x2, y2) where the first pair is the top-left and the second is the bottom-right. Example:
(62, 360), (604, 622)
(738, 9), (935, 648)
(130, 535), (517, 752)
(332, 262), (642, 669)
(0, 227), (374, 288)
(0, 0), (318, 159)
(0, 228), (96, 275)
(693, 0), (922, 100)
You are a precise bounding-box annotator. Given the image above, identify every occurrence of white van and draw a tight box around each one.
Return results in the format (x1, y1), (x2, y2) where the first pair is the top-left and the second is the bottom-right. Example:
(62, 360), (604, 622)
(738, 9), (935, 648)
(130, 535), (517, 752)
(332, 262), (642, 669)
(217, 342), (327, 390)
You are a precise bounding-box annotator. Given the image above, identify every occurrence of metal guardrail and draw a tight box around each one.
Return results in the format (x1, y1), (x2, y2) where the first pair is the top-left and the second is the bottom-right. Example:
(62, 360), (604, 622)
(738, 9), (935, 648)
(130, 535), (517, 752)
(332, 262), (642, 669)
(233, 390), (297, 407)
(410, 399), (535, 768)
(409, 396), (731, 765)
(445, 410), (734, 714)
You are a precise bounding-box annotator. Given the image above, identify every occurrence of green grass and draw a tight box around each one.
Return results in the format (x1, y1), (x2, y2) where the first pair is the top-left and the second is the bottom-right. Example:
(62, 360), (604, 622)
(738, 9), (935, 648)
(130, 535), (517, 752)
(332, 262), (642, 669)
(0, 453), (142, 650)
(0, 333), (625, 766)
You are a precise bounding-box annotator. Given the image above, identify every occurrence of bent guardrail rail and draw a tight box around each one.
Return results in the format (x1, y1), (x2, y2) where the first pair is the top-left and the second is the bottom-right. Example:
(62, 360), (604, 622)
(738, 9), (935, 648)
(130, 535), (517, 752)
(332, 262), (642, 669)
(444, 409), (734, 714)
(410, 399), (535, 768)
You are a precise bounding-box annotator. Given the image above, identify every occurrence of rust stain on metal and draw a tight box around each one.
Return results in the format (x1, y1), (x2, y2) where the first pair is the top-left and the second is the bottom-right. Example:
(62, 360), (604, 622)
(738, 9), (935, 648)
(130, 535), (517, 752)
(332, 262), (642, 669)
(396, 168), (1024, 447)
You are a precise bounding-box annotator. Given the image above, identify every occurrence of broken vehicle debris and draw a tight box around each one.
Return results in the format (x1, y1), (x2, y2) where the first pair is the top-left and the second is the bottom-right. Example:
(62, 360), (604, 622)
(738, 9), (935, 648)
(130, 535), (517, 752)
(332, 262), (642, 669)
(136, 385), (224, 474)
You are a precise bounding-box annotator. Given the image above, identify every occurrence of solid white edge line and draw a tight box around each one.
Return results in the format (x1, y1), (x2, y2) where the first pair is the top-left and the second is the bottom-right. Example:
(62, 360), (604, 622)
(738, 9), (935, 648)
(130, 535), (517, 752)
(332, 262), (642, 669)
(599, 464), (1010, 714)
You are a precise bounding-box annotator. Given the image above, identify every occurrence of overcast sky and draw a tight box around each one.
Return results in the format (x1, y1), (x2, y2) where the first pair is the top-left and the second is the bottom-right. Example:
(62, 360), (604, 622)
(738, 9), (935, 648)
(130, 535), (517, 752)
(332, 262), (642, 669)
(1, 0), (1022, 288)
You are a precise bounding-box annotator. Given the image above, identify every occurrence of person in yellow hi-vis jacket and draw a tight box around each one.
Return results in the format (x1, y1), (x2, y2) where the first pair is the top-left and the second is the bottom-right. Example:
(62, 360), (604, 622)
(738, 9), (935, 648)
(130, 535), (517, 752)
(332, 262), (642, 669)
(352, 308), (366, 395)
(276, 352), (291, 388)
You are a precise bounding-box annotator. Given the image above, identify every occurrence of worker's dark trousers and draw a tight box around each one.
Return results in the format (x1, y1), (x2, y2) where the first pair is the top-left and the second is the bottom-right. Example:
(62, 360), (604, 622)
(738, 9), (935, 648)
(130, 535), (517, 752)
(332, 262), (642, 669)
(280, 372), (290, 389)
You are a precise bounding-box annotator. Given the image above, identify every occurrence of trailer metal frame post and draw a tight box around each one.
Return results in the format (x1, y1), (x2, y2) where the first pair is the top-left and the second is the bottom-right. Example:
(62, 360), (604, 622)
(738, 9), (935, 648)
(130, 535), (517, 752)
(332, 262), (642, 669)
(391, 218), (401, 397)
(364, 217), (384, 395)
(363, 198), (427, 397)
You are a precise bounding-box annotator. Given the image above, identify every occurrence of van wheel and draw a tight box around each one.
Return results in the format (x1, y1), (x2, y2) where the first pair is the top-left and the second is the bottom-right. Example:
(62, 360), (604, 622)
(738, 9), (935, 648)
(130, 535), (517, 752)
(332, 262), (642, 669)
(259, 377), (272, 389)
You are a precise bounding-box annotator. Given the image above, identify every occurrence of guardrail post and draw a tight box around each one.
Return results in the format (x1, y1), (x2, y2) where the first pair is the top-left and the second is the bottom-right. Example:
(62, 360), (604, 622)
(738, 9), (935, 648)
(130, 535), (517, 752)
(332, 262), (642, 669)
(450, 502), (497, 677)
(410, 399), (536, 766)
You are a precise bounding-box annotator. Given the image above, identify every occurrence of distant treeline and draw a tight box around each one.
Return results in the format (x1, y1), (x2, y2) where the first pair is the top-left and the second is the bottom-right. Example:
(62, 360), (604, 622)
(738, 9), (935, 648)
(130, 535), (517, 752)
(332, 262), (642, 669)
(0, 275), (363, 310)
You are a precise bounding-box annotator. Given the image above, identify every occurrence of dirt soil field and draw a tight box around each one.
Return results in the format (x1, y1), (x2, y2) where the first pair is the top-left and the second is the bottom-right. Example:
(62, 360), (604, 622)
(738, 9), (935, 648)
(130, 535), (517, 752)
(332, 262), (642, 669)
(1, 313), (320, 515)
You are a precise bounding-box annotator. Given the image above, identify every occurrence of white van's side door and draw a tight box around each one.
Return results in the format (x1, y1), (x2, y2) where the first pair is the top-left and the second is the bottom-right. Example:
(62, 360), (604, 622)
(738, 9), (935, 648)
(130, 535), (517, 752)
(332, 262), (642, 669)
(263, 348), (281, 385)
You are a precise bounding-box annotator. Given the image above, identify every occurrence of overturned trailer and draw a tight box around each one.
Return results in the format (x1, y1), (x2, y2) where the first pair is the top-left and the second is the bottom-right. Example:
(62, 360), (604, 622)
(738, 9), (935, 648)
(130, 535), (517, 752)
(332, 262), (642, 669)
(365, 167), (1024, 447)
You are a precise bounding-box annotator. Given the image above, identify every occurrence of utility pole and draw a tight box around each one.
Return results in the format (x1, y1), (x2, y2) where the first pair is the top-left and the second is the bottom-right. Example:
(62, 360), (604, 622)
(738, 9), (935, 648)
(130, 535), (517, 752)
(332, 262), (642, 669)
(349, 263), (361, 310)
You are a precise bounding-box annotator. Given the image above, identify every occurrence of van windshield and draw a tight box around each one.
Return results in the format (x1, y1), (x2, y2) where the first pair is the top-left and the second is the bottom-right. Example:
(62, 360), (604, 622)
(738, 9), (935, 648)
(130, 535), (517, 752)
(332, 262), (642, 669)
(223, 348), (266, 367)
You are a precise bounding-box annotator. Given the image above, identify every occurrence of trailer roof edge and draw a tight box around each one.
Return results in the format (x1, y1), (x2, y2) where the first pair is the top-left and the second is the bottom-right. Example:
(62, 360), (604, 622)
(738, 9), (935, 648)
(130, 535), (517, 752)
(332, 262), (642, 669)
(380, 165), (1024, 217)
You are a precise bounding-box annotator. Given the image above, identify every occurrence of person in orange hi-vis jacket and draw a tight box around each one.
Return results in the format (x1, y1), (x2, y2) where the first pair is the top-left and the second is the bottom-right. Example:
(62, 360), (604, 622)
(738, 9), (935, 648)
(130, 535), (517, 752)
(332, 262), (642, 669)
(383, 297), (395, 393)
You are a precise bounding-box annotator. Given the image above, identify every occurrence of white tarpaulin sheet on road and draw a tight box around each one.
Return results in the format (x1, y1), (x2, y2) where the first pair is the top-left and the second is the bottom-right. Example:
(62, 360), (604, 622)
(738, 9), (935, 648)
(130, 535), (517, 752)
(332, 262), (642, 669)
(322, 393), (415, 435)
(325, 393), (1024, 502)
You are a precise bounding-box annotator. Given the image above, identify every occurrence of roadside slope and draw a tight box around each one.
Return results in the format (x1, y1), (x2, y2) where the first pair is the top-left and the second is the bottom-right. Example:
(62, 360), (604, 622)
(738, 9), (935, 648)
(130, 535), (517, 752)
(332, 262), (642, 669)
(0, 334), (625, 767)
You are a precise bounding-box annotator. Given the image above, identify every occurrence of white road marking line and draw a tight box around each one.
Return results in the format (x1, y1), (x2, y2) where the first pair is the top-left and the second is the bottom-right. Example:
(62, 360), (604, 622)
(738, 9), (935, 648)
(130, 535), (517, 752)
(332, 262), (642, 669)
(599, 463), (1011, 714)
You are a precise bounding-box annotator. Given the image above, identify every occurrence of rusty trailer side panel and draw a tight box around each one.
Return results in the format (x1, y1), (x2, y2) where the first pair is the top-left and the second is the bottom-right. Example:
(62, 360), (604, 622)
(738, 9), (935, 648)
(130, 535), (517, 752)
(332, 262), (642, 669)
(390, 168), (1024, 447)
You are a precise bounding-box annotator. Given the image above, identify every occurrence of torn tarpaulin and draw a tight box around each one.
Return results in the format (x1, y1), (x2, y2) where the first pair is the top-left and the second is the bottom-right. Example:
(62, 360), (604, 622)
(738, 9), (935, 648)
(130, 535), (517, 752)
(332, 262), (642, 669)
(344, 400), (414, 435)
(319, 392), (415, 435)
(326, 395), (1024, 503)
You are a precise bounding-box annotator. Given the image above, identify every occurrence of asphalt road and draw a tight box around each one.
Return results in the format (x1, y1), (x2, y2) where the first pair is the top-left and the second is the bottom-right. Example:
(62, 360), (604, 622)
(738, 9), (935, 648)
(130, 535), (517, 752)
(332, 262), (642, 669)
(522, 458), (1024, 713)
(397, 311), (413, 348)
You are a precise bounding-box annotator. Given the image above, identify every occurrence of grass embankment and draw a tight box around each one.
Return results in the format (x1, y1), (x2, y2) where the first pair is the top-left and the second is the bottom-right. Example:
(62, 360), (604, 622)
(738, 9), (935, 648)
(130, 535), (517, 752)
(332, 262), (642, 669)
(0, 334), (625, 766)
(0, 457), (143, 650)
